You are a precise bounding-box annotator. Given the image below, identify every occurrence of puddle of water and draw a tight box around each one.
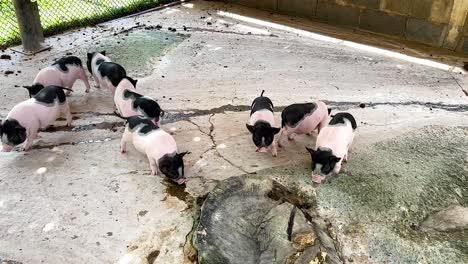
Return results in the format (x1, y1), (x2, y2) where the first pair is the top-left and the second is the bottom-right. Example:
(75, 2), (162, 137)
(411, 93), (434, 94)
(162, 178), (193, 206)
(43, 121), (124, 133)
(147, 250), (160, 264)
(77, 30), (188, 77)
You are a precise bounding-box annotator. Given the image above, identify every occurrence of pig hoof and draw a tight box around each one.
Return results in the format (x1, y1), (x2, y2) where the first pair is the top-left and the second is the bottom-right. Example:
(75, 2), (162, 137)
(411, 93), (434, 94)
(121, 150), (126, 154)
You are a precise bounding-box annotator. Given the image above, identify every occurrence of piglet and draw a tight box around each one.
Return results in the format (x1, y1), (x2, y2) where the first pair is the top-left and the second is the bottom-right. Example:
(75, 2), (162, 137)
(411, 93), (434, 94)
(23, 56), (91, 97)
(246, 90), (280, 157)
(279, 101), (330, 147)
(306, 112), (357, 184)
(87, 51), (127, 95)
(120, 116), (189, 184)
(1, 86), (73, 152)
(114, 77), (164, 126)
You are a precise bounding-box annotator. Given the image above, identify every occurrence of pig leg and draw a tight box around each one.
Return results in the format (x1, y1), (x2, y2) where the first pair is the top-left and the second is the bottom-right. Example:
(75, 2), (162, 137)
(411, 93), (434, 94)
(120, 130), (132, 154)
(270, 142), (278, 157)
(148, 156), (159, 176)
(61, 102), (73, 127)
(23, 130), (38, 151)
(318, 119), (328, 133)
(93, 75), (101, 88)
(277, 128), (287, 148)
(79, 68), (91, 93)
(343, 153), (348, 163)
(333, 162), (342, 175)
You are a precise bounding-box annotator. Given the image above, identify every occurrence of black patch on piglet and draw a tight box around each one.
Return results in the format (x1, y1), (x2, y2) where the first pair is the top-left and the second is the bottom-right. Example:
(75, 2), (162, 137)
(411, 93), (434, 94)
(306, 147), (341, 176)
(127, 116), (159, 135)
(328, 112), (357, 130)
(52, 56), (82, 72)
(281, 103), (318, 128)
(250, 90), (273, 115)
(121, 76), (138, 88)
(158, 151), (189, 184)
(97, 62), (127, 87)
(123, 90), (164, 122)
(34, 85), (69, 105)
(0, 119), (27, 146)
(247, 90), (279, 148)
(87, 51), (106, 74)
(246, 121), (280, 148)
(23, 83), (44, 97)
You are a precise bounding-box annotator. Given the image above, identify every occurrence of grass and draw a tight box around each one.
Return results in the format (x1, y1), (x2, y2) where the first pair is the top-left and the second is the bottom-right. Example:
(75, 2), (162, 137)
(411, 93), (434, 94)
(0, 0), (170, 48)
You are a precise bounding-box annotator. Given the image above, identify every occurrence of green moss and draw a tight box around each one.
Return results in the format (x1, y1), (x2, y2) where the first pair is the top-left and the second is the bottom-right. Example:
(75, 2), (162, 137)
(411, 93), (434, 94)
(92, 31), (188, 77)
(247, 126), (468, 263)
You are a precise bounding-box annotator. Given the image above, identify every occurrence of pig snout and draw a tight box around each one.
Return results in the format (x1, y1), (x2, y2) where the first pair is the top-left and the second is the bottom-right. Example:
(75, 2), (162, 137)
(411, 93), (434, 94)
(312, 175), (325, 184)
(1, 144), (13, 152)
(175, 177), (187, 185)
(257, 147), (268, 153)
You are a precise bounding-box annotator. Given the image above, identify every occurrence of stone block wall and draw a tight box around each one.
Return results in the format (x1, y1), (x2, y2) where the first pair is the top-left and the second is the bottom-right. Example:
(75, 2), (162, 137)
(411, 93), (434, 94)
(223, 0), (468, 54)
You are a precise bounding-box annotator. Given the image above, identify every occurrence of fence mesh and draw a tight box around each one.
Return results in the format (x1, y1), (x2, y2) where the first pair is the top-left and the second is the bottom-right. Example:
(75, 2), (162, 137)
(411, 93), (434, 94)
(0, 0), (165, 48)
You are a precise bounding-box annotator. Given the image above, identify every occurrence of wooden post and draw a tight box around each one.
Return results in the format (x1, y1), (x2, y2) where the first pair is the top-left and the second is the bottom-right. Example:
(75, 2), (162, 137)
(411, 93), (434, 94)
(12, 0), (45, 53)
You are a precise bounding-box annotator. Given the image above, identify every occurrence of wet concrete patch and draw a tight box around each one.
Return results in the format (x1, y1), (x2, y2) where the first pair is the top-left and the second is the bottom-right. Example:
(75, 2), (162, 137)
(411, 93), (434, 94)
(147, 250), (160, 263)
(163, 179), (194, 207)
(43, 121), (124, 133)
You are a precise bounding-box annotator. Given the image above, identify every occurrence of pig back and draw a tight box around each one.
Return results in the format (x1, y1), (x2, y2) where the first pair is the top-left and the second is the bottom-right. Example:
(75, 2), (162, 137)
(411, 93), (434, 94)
(33, 67), (65, 87)
(316, 121), (354, 158)
(249, 110), (275, 126)
(7, 99), (61, 130)
(133, 129), (178, 159)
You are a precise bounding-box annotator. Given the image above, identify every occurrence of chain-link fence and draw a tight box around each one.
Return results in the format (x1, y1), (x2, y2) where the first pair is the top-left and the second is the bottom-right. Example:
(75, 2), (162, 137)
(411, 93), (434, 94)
(0, 0), (166, 48)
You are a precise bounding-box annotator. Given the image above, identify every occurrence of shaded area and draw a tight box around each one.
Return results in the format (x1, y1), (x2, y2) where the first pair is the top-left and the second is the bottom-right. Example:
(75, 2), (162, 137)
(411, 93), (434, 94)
(91, 30), (188, 77)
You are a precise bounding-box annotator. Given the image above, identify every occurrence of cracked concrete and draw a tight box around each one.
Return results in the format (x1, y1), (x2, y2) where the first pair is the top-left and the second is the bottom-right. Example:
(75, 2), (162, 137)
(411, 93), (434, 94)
(0, 0), (467, 263)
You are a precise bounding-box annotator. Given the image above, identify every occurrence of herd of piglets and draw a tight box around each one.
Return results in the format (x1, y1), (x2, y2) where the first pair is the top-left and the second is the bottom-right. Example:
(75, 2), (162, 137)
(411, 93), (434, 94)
(0, 52), (186, 184)
(0, 52), (356, 185)
(247, 90), (357, 183)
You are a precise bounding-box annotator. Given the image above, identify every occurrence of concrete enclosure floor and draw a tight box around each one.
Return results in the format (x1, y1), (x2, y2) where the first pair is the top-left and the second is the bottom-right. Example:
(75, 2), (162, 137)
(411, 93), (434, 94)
(0, 1), (467, 263)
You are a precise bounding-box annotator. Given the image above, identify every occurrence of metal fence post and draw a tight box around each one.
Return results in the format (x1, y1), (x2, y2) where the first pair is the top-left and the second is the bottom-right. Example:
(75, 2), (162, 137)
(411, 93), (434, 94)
(12, 0), (47, 54)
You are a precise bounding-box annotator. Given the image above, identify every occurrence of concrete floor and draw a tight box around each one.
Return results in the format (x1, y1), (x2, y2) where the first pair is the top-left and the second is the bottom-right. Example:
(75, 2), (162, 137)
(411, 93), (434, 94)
(0, 1), (467, 263)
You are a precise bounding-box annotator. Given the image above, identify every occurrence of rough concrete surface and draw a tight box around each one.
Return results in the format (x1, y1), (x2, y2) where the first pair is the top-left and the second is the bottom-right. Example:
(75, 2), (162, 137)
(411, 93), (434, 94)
(0, 1), (467, 263)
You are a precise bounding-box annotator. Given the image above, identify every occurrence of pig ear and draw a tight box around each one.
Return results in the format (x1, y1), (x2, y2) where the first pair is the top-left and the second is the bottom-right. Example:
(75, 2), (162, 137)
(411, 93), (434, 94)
(246, 124), (254, 134)
(179, 151), (191, 158)
(271, 127), (281, 135)
(330, 156), (341, 163)
(101, 50), (106, 56)
(305, 147), (315, 155)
